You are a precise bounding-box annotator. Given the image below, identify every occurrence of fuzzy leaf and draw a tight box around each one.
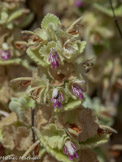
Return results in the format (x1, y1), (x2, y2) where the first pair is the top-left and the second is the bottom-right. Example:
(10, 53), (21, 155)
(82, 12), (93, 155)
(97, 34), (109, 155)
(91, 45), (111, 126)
(79, 149), (98, 162)
(40, 124), (69, 150)
(9, 97), (35, 122)
(0, 59), (21, 65)
(54, 100), (82, 113)
(34, 28), (48, 40)
(78, 108), (98, 142)
(26, 47), (48, 67)
(40, 144), (73, 162)
(1, 125), (16, 150)
(39, 41), (57, 63)
(78, 41), (87, 53)
(60, 108), (98, 141)
(41, 13), (61, 29)
(0, 112), (17, 129)
(7, 9), (29, 23)
(80, 134), (109, 149)
(35, 105), (52, 129)
(63, 40), (86, 61)
(19, 13), (34, 28)
(15, 127), (33, 151)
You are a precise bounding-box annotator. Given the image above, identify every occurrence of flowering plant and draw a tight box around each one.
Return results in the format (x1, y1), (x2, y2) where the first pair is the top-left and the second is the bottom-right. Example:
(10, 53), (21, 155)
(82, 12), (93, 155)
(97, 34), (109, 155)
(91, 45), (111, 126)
(0, 13), (117, 162)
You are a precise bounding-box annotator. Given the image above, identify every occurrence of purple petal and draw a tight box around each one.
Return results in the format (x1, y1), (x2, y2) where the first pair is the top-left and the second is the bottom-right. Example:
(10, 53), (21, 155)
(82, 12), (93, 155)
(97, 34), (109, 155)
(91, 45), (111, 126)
(48, 48), (60, 68)
(72, 83), (84, 99)
(64, 146), (68, 155)
(68, 155), (73, 160)
(74, 152), (78, 159)
(0, 50), (11, 60)
(59, 93), (64, 101)
(57, 101), (62, 108)
(71, 143), (77, 151)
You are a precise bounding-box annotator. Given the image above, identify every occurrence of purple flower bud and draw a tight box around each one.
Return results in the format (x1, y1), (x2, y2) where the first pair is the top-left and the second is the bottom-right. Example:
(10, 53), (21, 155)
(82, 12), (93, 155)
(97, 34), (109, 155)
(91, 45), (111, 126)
(74, 0), (84, 8)
(49, 48), (60, 68)
(51, 88), (64, 108)
(64, 141), (78, 160)
(72, 83), (84, 99)
(0, 50), (11, 60)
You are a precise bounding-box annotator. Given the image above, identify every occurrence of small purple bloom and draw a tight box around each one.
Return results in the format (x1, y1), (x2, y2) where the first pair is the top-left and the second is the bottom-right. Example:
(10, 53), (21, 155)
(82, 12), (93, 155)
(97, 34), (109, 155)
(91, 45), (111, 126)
(49, 48), (60, 68)
(0, 50), (11, 60)
(51, 88), (64, 108)
(72, 83), (84, 99)
(74, 0), (84, 7)
(64, 141), (78, 160)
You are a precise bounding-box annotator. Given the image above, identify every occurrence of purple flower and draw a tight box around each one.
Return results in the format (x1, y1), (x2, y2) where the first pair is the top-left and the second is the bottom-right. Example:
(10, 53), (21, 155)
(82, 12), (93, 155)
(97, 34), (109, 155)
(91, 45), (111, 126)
(72, 83), (84, 99)
(74, 0), (84, 7)
(0, 50), (11, 60)
(49, 48), (60, 68)
(51, 88), (64, 108)
(64, 141), (78, 160)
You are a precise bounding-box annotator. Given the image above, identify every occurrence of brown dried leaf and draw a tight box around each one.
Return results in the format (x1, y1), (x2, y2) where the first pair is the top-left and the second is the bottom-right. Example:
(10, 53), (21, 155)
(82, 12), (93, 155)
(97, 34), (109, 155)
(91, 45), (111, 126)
(0, 81), (13, 105)
(35, 105), (52, 129)
(24, 109), (31, 125)
(0, 112), (17, 129)
(49, 62), (74, 82)
(78, 108), (98, 142)
(79, 149), (99, 162)
(59, 107), (98, 141)
(1, 125), (16, 150)
(15, 126), (33, 151)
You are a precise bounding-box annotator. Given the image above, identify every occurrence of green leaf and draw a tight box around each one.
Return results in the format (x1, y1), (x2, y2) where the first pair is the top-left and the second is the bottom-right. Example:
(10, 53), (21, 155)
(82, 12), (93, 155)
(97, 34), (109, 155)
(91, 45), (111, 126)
(19, 13), (34, 28)
(9, 98), (24, 122)
(34, 28), (48, 40)
(40, 143), (73, 162)
(40, 124), (74, 162)
(54, 100), (82, 113)
(0, 59), (21, 65)
(26, 47), (48, 67)
(80, 134), (109, 149)
(78, 41), (87, 53)
(7, 9), (29, 23)
(9, 97), (35, 122)
(41, 13), (61, 29)
(40, 124), (68, 150)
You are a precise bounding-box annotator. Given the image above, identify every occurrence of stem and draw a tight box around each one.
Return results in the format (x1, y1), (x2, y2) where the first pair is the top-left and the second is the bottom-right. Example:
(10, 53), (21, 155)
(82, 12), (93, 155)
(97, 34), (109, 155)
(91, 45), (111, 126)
(31, 107), (35, 143)
(31, 107), (36, 157)
(22, 140), (40, 159)
(109, 0), (122, 40)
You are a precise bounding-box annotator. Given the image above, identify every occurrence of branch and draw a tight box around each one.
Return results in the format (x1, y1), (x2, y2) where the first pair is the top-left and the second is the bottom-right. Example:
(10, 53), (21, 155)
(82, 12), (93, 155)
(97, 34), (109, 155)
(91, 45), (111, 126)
(109, 0), (122, 40)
